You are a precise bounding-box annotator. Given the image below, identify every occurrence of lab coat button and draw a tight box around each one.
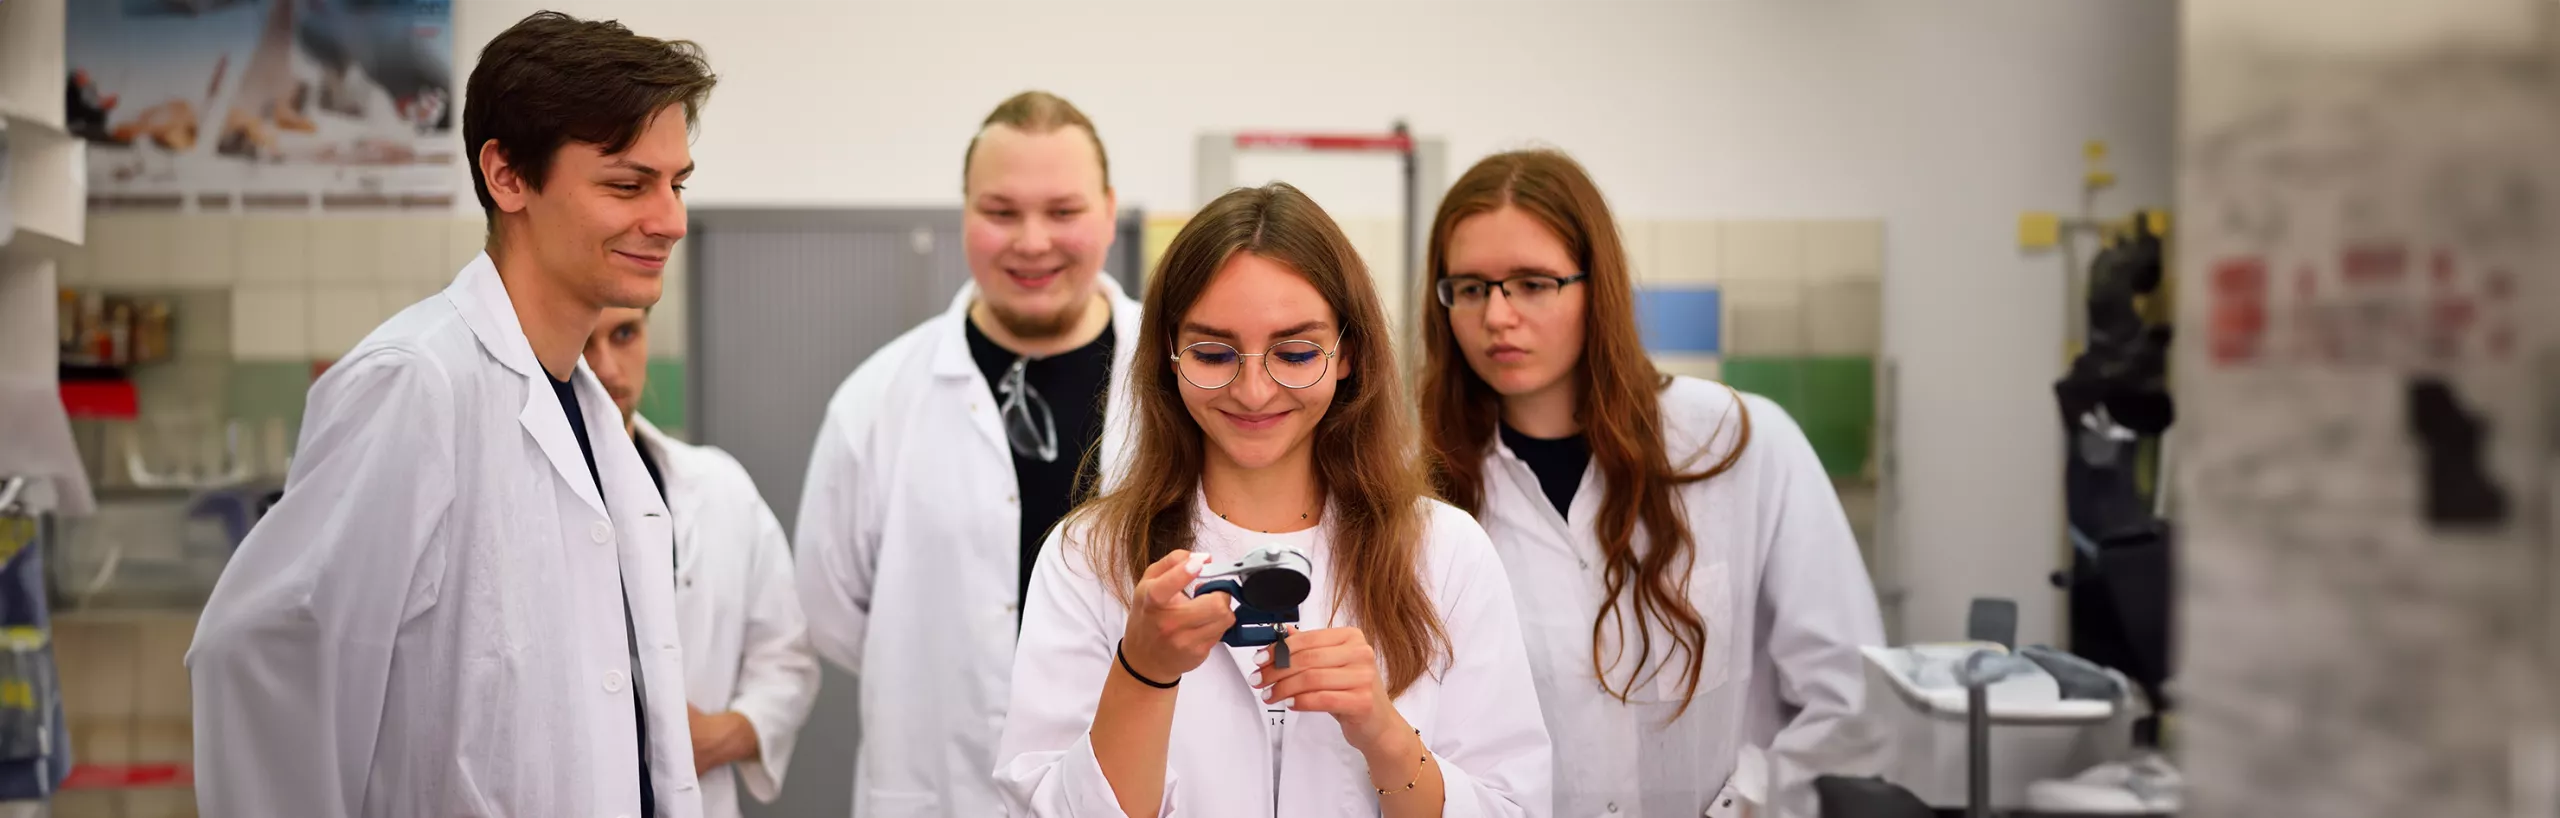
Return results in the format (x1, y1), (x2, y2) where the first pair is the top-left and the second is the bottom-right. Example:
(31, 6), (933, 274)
(604, 670), (627, 693)
(590, 521), (612, 543)
(1608, 803), (1620, 813)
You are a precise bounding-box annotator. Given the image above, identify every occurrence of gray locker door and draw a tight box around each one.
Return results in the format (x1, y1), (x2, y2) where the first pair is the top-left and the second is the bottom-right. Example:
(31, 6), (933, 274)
(689, 209), (970, 818)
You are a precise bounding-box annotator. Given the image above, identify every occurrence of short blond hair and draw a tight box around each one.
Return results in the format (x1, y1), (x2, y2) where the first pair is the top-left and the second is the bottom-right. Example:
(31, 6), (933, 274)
(962, 90), (1110, 193)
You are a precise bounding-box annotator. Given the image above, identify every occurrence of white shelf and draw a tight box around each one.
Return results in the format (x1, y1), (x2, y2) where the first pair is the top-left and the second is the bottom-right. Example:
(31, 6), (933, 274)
(4, 120), (86, 249)
(0, 0), (67, 133)
(0, 255), (93, 516)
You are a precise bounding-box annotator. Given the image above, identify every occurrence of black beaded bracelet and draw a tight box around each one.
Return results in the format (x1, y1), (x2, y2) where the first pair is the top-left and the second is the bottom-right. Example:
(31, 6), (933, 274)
(1116, 639), (1179, 689)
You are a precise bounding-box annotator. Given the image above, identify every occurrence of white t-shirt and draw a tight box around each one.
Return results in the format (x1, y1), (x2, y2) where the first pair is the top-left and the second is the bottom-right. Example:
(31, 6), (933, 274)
(1190, 492), (1326, 802)
(997, 493), (1557, 817)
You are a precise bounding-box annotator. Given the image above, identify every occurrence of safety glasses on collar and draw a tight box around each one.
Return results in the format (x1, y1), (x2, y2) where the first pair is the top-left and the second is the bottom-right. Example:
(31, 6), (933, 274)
(996, 357), (1060, 462)
(1171, 340), (1339, 390)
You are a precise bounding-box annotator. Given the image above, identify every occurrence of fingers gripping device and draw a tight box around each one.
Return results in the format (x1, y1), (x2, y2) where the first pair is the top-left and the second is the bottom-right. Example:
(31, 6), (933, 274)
(1186, 545), (1313, 667)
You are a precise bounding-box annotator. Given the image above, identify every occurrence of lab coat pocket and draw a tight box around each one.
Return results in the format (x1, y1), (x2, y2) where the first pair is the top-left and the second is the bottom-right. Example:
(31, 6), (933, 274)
(859, 788), (941, 817)
(0, 628), (52, 762)
(1638, 560), (1735, 704)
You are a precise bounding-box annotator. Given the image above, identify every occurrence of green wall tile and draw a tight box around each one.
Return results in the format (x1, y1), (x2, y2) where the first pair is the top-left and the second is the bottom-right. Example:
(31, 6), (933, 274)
(225, 361), (315, 432)
(640, 358), (686, 431)
(1722, 355), (1873, 478)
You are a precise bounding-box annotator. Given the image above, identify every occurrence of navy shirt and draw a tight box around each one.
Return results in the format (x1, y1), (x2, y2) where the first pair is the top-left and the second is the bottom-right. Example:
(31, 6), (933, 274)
(551, 374), (656, 818)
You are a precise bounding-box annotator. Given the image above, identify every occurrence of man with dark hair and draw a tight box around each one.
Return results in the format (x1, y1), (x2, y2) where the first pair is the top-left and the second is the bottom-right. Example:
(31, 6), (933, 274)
(794, 89), (1143, 817)
(187, 12), (717, 817)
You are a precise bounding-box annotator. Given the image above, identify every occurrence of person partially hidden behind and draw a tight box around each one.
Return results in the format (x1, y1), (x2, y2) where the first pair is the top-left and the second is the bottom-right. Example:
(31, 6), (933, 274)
(586, 305), (824, 818)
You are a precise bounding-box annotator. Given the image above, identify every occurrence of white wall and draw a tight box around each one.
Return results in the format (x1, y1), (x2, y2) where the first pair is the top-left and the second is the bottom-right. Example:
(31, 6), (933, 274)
(449, 0), (2177, 645)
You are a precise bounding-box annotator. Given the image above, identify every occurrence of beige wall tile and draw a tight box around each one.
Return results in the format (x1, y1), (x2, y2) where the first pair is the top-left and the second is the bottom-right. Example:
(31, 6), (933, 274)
(1720, 220), (1803, 283)
(234, 218), (312, 285)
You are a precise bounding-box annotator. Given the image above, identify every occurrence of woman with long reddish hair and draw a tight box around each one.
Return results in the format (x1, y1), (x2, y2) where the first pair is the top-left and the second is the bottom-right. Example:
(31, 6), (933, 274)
(1419, 149), (1883, 818)
(997, 182), (1551, 817)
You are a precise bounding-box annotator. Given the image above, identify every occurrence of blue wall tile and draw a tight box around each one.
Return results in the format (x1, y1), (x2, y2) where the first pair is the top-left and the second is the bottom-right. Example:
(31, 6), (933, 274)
(1636, 286), (1722, 354)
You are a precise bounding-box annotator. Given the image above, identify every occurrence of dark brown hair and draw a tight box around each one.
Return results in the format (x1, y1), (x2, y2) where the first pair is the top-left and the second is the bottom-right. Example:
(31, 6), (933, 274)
(464, 11), (717, 232)
(1418, 150), (1750, 717)
(962, 91), (1111, 193)
(1081, 183), (1446, 694)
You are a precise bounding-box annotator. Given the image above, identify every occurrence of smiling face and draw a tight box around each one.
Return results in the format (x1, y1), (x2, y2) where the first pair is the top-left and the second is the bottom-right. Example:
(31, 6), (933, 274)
(1171, 252), (1352, 473)
(482, 103), (694, 311)
(963, 122), (1118, 341)
(1443, 204), (1590, 404)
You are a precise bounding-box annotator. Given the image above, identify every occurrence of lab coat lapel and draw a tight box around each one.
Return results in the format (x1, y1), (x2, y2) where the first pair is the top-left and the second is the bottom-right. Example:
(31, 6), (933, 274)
(932, 283), (1012, 455)
(580, 361), (674, 554)
(1095, 274), (1144, 489)
(445, 253), (608, 518)
(572, 360), (693, 802)
(633, 415), (704, 576)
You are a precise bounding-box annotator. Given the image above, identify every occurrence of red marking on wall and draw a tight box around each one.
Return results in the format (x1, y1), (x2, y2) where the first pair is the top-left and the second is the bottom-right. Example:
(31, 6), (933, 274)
(2342, 243), (2408, 286)
(62, 763), (192, 790)
(2211, 257), (2270, 365)
(2432, 297), (2478, 333)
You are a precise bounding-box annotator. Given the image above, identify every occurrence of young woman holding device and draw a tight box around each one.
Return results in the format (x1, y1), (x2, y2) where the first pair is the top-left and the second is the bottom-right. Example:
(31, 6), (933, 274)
(997, 182), (1551, 817)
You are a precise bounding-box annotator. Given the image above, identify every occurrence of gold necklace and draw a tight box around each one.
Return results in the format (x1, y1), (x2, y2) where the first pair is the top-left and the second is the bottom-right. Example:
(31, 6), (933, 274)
(1213, 508), (1311, 535)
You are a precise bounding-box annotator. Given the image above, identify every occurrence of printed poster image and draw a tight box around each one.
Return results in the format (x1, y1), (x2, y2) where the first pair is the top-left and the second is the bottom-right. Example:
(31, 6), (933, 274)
(67, 0), (460, 209)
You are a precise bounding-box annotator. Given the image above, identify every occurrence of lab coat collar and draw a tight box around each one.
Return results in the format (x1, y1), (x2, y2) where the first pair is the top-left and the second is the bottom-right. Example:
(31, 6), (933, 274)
(443, 252), (611, 518)
(1482, 425), (1594, 546)
(445, 252), (545, 381)
(929, 273), (1140, 379)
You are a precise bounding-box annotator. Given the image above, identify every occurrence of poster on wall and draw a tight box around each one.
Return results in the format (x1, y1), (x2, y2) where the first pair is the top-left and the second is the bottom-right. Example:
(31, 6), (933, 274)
(67, 0), (459, 211)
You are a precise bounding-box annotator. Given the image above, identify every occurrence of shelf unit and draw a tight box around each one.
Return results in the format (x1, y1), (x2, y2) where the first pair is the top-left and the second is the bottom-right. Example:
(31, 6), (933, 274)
(2, 0), (96, 516)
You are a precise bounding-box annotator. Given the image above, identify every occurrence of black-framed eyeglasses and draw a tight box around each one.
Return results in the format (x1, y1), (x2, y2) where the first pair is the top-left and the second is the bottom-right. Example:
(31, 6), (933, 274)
(1435, 273), (1589, 309)
(1171, 340), (1339, 390)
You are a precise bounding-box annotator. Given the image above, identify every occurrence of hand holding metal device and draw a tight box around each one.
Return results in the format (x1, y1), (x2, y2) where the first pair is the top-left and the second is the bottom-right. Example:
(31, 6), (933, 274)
(1185, 545), (1312, 666)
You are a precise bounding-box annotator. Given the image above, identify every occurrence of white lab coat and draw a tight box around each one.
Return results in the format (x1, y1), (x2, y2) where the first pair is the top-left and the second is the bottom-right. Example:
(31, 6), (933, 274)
(997, 494), (1555, 817)
(794, 278), (1144, 817)
(187, 254), (701, 818)
(1472, 378), (1884, 818)
(633, 417), (823, 818)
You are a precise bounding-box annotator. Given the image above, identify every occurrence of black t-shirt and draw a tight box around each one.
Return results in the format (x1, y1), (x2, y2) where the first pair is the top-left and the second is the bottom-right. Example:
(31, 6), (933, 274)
(551, 375), (655, 818)
(1500, 422), (1592, 520)
(964, 316), (1116, 617)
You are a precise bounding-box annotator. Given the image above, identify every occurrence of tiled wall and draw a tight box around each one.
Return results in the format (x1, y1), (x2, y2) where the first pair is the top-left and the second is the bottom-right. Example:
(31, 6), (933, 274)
(1624, 220), (1885, 480)
(61, 214), (695, 448)
(48, 613), (196, 818)
(1142, 216), (1885, 479)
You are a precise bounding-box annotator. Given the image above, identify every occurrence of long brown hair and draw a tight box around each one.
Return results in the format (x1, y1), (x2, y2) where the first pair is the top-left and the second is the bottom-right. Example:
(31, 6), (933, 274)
(1417, 150), (1750, 716)
(1083, 182), (1448, 694)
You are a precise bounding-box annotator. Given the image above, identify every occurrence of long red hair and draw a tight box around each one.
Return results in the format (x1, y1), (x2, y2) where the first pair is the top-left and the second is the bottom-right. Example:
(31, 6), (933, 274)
(1417, 150), (1749, 716)
(1083, 182), (1448, 695)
